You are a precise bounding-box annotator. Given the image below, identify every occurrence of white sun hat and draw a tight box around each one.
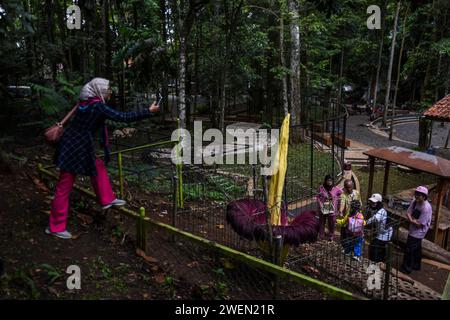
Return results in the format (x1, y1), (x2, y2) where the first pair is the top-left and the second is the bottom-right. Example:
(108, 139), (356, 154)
(369, 193), (383, 203)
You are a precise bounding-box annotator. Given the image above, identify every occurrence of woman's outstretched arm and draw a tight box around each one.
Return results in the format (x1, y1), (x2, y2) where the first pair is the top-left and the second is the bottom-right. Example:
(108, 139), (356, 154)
(98, 102), (158, 122)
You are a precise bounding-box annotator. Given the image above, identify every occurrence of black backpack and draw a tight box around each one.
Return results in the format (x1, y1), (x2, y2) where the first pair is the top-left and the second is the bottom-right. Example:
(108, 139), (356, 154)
(411, 200), (422, 219)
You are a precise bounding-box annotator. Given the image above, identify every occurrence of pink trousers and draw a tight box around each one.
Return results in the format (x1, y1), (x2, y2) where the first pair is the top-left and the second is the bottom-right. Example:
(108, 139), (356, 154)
(49, 159), (116, 232)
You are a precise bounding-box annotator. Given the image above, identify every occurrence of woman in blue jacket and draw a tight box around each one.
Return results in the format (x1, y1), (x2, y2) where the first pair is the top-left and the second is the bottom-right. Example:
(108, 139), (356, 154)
(47, 78), (159, 239)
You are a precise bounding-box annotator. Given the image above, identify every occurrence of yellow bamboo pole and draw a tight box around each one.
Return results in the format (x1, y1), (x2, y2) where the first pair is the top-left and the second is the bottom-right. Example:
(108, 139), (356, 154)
(138, 207), (147, 251)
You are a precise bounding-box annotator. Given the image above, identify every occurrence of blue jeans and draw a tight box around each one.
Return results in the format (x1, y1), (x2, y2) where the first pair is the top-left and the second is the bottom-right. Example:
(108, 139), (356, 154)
(353, 236), (363, 257)
(343, 235), (363, 256)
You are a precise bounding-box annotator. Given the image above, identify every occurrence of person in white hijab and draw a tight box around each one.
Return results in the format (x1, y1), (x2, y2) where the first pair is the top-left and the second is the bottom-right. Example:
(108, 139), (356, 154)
(47, 77), (159, 239)
(79, 77), (111, 103)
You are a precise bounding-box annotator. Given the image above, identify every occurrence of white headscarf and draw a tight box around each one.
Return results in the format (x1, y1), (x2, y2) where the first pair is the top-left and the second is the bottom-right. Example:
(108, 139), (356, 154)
(79, 77), (110, 102)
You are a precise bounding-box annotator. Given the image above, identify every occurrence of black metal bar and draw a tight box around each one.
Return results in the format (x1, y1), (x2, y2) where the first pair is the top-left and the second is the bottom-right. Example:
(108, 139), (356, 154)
(272, 235), (283, 299)
(310, 122), (314, 197)
(171, 167), (178, 242)
(332, 119), (336, 179)
(341, 110), (347, 174)
(383, 242), (392, 300)
(252, 164), (257, 200)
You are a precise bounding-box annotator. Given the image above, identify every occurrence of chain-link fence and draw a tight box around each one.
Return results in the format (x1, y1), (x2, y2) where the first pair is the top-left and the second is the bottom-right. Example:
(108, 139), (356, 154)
(41, 95), (429, 300)
(286, 214), (402, 300)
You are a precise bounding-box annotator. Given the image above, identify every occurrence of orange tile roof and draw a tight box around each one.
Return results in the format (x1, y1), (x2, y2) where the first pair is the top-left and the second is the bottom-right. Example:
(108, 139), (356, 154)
(423, 94), (450, 121)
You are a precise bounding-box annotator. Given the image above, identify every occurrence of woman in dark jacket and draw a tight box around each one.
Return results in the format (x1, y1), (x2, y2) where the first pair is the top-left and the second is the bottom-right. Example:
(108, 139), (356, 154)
(46, 78), (159, 239)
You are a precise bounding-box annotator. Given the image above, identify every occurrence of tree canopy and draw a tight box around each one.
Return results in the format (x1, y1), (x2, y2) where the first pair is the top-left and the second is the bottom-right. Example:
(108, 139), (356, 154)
(1, 0), (449, 127)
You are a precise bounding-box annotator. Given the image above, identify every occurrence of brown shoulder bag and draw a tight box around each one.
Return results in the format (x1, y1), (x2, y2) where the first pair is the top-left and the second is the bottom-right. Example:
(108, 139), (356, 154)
(44, 102), (79, 144)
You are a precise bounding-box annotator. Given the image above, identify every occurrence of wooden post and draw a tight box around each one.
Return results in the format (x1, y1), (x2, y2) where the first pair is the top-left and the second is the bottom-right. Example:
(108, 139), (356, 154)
(382, 161), (391, 197)
(444, 127), (450, 149)
(367, 157), (375, 201)
(272, 235), (283, 300)
(136, 207), (147, 251)
(428, 121), (434, 149)
(433, 179), (446, 245)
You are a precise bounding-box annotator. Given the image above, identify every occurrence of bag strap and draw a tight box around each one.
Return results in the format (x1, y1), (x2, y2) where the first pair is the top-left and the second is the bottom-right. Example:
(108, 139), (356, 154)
(58, 102), (79, 126)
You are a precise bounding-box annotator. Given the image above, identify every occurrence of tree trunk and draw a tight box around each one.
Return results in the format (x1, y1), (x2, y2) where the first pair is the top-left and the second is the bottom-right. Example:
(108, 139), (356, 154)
(55, 0), (71, 78)
(338, 50), (344, 104)
(373, 1), (387, 112)
(418, 118), (430, 150)
(178, 37), (187, 129)
(446, 60), (450, 95)
(219, 1), (229, 132)
(193, 22), (200, 116)
(45, 0), (57, 80)
(175, 1), (208, 129)
(435, 10), (447, 100)
(392, 5), (409, 110)
(219, 0), (243, 131)
(279, 1), (289, 116)
(390, 3), (409, 140)
(383, 1), (401, 127)
(159, 0), (169, 119)
(220, 75), (225, 132)
(444, 127), (450, 149)
(22, 0), (36, 78)
(420, 0), (437, 102)
(288, 0), (301, 125)
(421, 60), (432, 102)
(102, 0), (112, 79)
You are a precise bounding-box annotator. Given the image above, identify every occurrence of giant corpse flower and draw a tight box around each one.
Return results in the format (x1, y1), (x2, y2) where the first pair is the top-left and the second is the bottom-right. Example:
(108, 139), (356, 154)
(226, 114), (319, 246)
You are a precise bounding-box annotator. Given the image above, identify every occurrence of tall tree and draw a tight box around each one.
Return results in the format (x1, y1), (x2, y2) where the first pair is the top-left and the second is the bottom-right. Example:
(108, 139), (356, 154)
(390, 3), (410, 140)
(288, 0), (301, 125)
(373, 0), (387, 113)
(176, 0), (208, 129)
(383, 1), (401, 127)
(279, 0), (289, 116)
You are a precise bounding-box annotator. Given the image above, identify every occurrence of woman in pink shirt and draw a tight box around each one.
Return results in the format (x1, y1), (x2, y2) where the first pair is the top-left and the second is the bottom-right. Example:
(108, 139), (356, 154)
(316, 175), (342, 241)
(400, 186), (433, 274)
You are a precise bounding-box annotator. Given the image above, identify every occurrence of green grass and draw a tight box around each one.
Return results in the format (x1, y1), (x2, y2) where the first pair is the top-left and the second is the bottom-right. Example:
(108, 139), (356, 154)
(354, 166), (437, 201)
(104, 141), (338, 204)
(108, 164), (173, 194)
(217, 142), (339, 202)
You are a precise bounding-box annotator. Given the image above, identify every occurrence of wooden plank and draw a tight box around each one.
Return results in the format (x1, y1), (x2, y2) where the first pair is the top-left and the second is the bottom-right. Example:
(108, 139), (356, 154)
(433, 179), (445, 244)
(382, 161), (391, 197)
(395, 227), (450, 265)
(422, 259), (450, 271)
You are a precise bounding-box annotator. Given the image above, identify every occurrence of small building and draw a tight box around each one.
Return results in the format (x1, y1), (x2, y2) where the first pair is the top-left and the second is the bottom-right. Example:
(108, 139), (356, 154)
(423, 94), (450, 122)
(423, 93), (450, 149)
